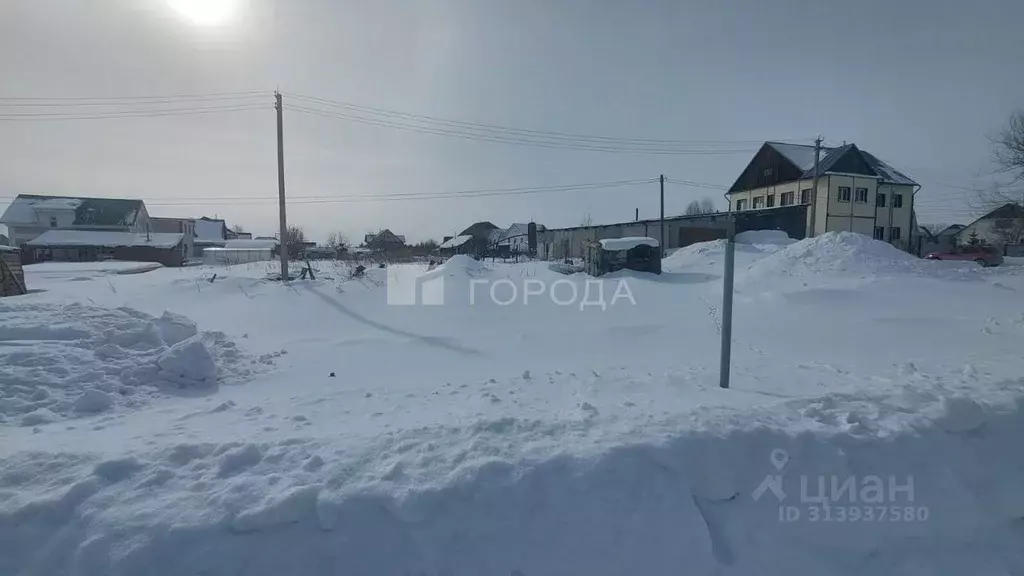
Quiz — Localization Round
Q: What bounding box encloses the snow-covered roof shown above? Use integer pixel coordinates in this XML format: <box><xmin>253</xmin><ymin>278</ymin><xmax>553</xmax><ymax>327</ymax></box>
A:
<box><xmin>598</xmin><ymin>237</ymin><xmax>659</xmax><ymax>251</ymax></box>
<box><xmin>439</xmin><ymin>235</ymin><xmax>473</xmax><ymax>249</ymax></box>
<box><xmin>763</xmin><ymin>142</ymin><xmax>918</xmax><ymax>187</ymax></box>
<box><xmin>0</xmin><ymin>195</ymin><xmax>144</xmax><ymax>227</ymax></box>
<box><xmin>0</xmin><ymin>244</ymin><xmax>18</xmax><ymax>252</ymax></box>
<box><xmin>195</xmin><ymin>219</ymin><xmax>226</xmax><ymax>242</ymax></box>
<box><xmin>766</xmin><ymin>141</ymin><xmax>832</xmax><ymax>172</ymax></box>
<box><xmin>31</xmin><ymin>198</ymin><xmax>83</xmax><ymax>211</ymax></box>
<box><xmin>26</xmin><ymin>230</ymin><xmax>184</xmax><ymax>249</ymax></box>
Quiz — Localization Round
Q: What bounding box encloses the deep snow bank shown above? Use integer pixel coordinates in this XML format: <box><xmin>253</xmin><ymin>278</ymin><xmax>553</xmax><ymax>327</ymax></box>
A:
<box><xmin>744</xmin><ymin>232</ymin><xmax>921</xmax><ymax>279</ymax></box>
<box><xmin>0</xmin><ymin>301</ymin><xmax>268</xmax><ymax>425</ymax></box>
<box><xmin>2</xmin><ymin>381</ymin><xmax>1023</xmax><ymax>576</ymax></box>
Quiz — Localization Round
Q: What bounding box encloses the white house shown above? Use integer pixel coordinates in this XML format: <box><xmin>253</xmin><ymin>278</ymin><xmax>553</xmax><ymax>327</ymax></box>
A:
<box><xmin>0</xmin><ymin>195</ymin><xmax>150</xmax><ymax>248</ymax></box>
<box><xmin>727</xmin><ymin>142</ymin><xmax>919</xmax><ymax>250</ymax></box>
<box><xmin>953</xmin><ymin>203</ymin><xmax>1024</xmax><ymax>249</ymax></box>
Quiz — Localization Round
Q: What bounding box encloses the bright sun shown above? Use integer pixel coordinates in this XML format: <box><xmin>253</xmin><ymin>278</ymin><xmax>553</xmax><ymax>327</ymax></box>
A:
<box><xmin>167</xmin><ymin>0</ymin><xmax>238</xmax><ymax>26</ymax></box>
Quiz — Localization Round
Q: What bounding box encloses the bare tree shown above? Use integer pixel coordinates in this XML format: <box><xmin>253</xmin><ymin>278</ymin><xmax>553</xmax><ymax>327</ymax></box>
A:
<box><xmin>976</xmin><ymin>110</ymin><xmax>1024</xmax><ymax>210</ymax></box>
<box><xmin>326</xmin><ymin>231</ymin><xmax>348</xmax><ymax>251</ymax></box>
<box><xmin>580</xmin><ymin>213</ymin><xmax>593</xmax><ymax>227</ymax></box>
<box><xmin>991</xmin><ymin>218</ymin><xmax>1024</xmax><ymax>245</ymax></box>
<box><xmin>283</xmin><ymin>225</ymin><xmax>306</xmax><ymax>247</ymax></box>
<box><xmin>230</xmin><ymin>224</ymin><xmax>245</xmax><ymax>234</ymax></box>
<box><xmin>685</xmin><ymin>197</ymin><xmax>718</xmax><ymax>215</ymax></box>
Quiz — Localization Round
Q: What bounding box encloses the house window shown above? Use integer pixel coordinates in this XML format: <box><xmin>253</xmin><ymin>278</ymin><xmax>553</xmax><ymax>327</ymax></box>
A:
<box><xmin>873</xmin><ymin>226</ymin><xmax>885</xmax><ymax>240</ymax></box>
<box><xmin>49</xmin><ymin>217</ymin><xmax>58</xmax><ymax>228</ymax></box>
<box><xmin>752</xmin><ymin>196</ymin><xmax>765</xmax><ymax>209</ymax></box>
<box><xmin>890</xmin><ymin>227</ymin><xmax>901</xmax><ymax>240</ymax></box>
<box><xmin>893</xmin><ymin>193</ymin><xmax>904</xmax><ymax>208</ymax></box>
<box><xmin>876</xmin><ymin>193</ymin><xmax>887</xmax><ymax>207</ymax></box>
<box><xmin>735</xmin><ymin>199</ymin><xmax>747</xmax><ymax>211</ymax></box>
<box><xmin>766</xmin><ymin>194</ymin><xmax>775</xmax><ymax>208</ymax></box>
<box><xmin>780</xmin><ymin>192</ymin><xmax>795</xmax><ymax>206</ymax></box>
<box><xmin>837</xmin><ymin>186</ymin><xmax>851</xmax><ymax>202</ymax></box>
<box><xmin>855</xmin><ymin>187</ymin><xmax>868</xmax><ymax>203</ymax></box>
<box><xmin>800</xmin><ymin>189</ymin><xmax>812</xmax><ymax>204</ymax></box>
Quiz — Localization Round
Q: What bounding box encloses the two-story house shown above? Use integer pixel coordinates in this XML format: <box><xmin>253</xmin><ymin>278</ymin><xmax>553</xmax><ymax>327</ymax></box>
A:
<box><xmin>727</xmin><ymin>142</ymin><xmax>919</xmax><ymax>250</ymax></box>
<box><xmin>0</xmin><ymin>194</ymin><xmax>150</xmax><ymax>248</ymax></box>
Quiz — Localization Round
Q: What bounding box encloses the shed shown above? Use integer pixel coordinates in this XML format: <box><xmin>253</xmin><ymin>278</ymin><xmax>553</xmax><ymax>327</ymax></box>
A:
<box><xmin>0</xmin><ymin>245</ymin><xmax>27</xmax><ymax>297</ymax></box>
<box><xmin>585</xmin><ymin>237</ymin><xmax>661</xmax><ymax>276</ymax></box>
<box><xmin>26</xmin><ymin>230</ymin><xmax>186</xmax><ymax>267</ymax></box>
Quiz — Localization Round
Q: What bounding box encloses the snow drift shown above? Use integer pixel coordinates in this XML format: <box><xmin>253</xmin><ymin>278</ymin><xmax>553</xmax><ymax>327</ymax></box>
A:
<box><xmin>0</xmin><ymin>301</ymin><xmax>267</xmax><ymax>425</ymax></box>
<box><xmin>744</xmin><ymin>232</ymin><xmax>921</xmax><ymax>279</ymax></box>
<box><xmin>2</xmin><ymin>382</ymin><xmax>1024</xmax><ymax>576</ymax></box>
<box><xmin>3</xmin><ymin>232</ymin><xmax>1024</xmax><ymax>575</ymax></box>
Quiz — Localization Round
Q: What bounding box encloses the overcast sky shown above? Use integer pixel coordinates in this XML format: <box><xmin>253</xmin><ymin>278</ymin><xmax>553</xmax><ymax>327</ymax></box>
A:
<box><xmin>2</xmin><ymin>0</ymin><xmax>1023</xmax><ymax>243</ymax></box>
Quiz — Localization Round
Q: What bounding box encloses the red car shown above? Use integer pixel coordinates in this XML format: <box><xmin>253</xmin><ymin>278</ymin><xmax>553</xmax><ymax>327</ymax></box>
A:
<box><xmin>925</xmin><ymin>245</ymin><xmax>1004</xmax><ymax>267</ymax></box>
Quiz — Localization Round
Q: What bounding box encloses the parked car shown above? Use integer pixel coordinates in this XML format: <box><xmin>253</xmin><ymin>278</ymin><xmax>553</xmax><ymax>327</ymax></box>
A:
<box><xmin>925</xmin><ymin>245</ymin><xmax>1004</xmax><ymax>267</ymax></box>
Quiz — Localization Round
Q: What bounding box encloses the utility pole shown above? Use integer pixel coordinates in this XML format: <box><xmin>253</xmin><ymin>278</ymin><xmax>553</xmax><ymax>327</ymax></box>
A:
<box><xmin>719</xmin><ymin>214</ymin><xmax>736</xmax><ymax>389</ymax></box>
<box><xmin>808</xmin><ymin>136</ymin><xmax>822</xmax><ymax>238</ymax></box>
<box><xmin>275</xmin><ymin>91</ymin><xmax>289</xmax><ymax>281</ymax></box>
<box><xmin>659</xmin><ymin>174</ymin><xmax>665</xmax><ymax>258</ymax></box>
<box><xmin>635</xmin><ymin>207</ymin><xmax>639</xmax><ymax>222</ymax></box>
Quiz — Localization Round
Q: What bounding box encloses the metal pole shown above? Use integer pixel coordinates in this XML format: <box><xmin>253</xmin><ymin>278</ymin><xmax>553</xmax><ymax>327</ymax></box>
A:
<box><xmin>659</xmin><ymin>174</ymin><xmax>665</xmax><ymax>258</ymax></box>
<box><xmin>808</xmin><ymin>136</ymin><xmax>822</xmax><ymax>238</ymax></box>
<box><xmin>719</xmin><ymin>215</ymin><xmax>735</xmax><ymax>389</ymax></box>
<box><xmin>275</xmin><ymin>91</ymin><xmax>289</xmax><ymax>281</ymax></box>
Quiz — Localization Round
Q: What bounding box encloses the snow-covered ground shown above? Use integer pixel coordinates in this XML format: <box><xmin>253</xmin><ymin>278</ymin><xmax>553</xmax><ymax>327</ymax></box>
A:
<box><xmin>2</xmin><ymin>233</ymin><xmax>1024</xmax><ymax>576</ymax></box>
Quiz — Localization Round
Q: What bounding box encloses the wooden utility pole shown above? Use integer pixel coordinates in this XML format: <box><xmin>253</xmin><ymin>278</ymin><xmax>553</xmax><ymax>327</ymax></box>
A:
<box><xmin>275</xmin><ymin>91</ymin><xmax>289</xmax><ymax>280</ymax></box>
<box><xmin>808</xmin><ymin>136</ymin><xmax>822</xmax><ymax>238</ymax></box>
<box><xmin>659</xmin><ymin>174</ymin><xmax>665</xmax><ymax>258</ymax></box>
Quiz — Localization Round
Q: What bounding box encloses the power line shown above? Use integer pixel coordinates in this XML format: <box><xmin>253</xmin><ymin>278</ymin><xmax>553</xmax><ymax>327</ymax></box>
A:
<box><xmin>0</xmin><ymin>104</ymin><xmax>269</xmax><ymax>121</ymax></box>
<box><xmin>0</xmin><ymin>91</ymin><xmax>267</xmax><ymax>103</ymax></box>
<box><xmin>286</xmin><ymin>92</ymin><xmax>792</xmax><ymax>148</ymax></box>
<box><xmin>288</xmin><ymin>104</ymin><xmax>757</xmax><ymax>155</ymax></box>
<box><xmin>0</xmin><ymin>178</ymin><xmax>658</xmax><ymax>207</ymax></box>
<box><xmin>664</xmin><ymin>177</ymin><xmax>729</xmax><ymax>191</ymax></box>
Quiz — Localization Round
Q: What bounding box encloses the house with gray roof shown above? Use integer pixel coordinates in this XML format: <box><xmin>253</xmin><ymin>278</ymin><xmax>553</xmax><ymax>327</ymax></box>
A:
<box><xmin>727</xmin><ymin>142</ymin><xmax>920</xmax><ymax>251</ymax></box>
<box><xmin>0</xmin><ymin>194</ymin><xmax>151</xmax><ymax>249</ymax></box>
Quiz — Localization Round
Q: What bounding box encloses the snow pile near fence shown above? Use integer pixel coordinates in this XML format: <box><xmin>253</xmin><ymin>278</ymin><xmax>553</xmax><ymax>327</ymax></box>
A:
<box><xmin>735</xmin><ymin>229</ymin><xmax>795</xmax><ymax>246</ymax></box>
<box><xmin>745</xmin><ymin>232</ymin><xmax>920</xmax><ymax>279</ymax></box>
<box><xmin>0</xmin><ymin>301</ymin><xmax>269</xmax><ymax>426</ymax></box>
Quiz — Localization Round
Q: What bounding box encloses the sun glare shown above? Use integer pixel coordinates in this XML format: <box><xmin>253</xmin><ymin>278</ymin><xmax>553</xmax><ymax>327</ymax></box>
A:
<box><xmin>166</xmin><ymin>0</ymin><xmax>238</xmax><ymax>26</ymax></box>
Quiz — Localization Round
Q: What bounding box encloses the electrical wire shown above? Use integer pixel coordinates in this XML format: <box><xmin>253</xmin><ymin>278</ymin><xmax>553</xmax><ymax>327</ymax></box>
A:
<box><xmin>287</xmin><ymin>105</ymin><xmax>756</xmax><ymax>155</ymax></box>
<box><xmin>0</xmin><ymin>91</ymin><xmax>267</xmax><ymax>103</ymax></box>
<box><xmin>0</xmin><ymin>178</ymin><xmax>658</xmax><ymax>207</ymax></box>
<box><xmin>286</xmin><ymin>92</ymin><xmax>795</xmax><ymax>148</ymax></box>
<box><xmin>0</xmin><ymin>104</ymin><xmax>269</xmax><ymax>121</ymax></box>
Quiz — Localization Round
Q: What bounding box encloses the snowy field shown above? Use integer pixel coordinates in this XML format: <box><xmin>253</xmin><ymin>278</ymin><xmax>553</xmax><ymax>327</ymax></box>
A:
<box><xmin>2</xmin><ymin>232</ymin><xmax>1024</xmax><ymax>576</ymax></box>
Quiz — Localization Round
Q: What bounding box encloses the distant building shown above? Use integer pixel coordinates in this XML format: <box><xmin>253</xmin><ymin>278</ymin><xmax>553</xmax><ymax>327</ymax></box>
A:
<box><xmin>0</xmin><ymin>234</ymin><xmax>8</xmax><ymax>246</ymax></box>
<box><xmin>0</xmin><ymin>194</ymin><xmax>150</xmax><ymax>249</ymax></box>
<box><xmin>25</xmin><ymin>230</ymin><xmax>186</xmax><ymax>267</ymax></box>
<box><xmin>953</xmin><ymin>203</ymin><xmax>1024</xmax><ymax>255</ymax></box>
<box><xmin>364</xmin><ymin>229</ymin><xmax>406</xmax><ymax>252</ymax></box>
<box><xmin>458</xmin><ymin>222</ymin><xmax>500</xmax><ymax>257</ymax></box>
<box><xmin>150</xmin><ymin>217</ymin><xmax>196</xmax><ymax>262</ymax></box>
<box><xmin>727</xmin><ymin>141</ymin><xmax>919</xmax><ymax>251</ymax></box>
<box><xmin>194</xmin><ymin>217</ymin><xmax>228</xmax><ymax>257</ymax></box>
